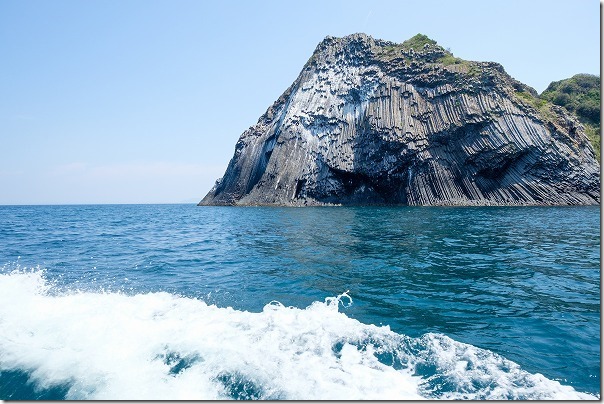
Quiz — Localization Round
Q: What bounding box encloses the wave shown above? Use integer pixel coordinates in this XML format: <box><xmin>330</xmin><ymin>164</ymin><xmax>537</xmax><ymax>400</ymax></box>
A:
<box><xmin>0</xmin><ymin>269</ymin><xmax>596</xmax><ymax>400</ymax></box>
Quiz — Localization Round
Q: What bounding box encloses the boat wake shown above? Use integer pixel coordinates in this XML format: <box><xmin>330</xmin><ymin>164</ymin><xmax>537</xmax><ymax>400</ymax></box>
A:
<box><xmin>0</xmin><ymin>269</ymin><xmax>596</xmax><ymax>400</ymax></box>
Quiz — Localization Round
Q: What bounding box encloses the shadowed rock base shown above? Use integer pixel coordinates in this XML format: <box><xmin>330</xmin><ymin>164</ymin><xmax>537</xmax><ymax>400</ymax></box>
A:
<box><xmin>200</xmin><ymin>34</ymin><xmax>600</xmax><ymax>206</ymax></box>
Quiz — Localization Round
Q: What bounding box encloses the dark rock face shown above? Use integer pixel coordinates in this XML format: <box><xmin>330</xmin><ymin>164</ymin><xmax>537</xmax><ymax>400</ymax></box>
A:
<box><xmin>200</xmin><ymin>34</ymin><xmax>600</xmax><ymax>206</ymax></box>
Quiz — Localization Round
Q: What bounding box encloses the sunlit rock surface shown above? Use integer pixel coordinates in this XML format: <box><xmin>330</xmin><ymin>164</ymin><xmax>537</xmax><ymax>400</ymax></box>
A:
<box><xmin>200</xmin><ymin>34</ymin><xmax>600</xmax><ymax>206</ymax></box>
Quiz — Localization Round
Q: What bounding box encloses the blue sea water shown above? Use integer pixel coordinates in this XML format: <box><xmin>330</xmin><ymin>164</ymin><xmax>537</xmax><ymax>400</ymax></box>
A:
<box><xmin>0</xmin><ymin>204</ymin><xmax>600</xmax><ymax>400</ymax></box>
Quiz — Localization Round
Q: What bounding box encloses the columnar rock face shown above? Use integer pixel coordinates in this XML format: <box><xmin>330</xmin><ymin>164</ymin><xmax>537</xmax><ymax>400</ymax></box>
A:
<box><xmin>200</xmin><ymin>34</ymin><xmax>600</xmax><ymax>206</ymax></box>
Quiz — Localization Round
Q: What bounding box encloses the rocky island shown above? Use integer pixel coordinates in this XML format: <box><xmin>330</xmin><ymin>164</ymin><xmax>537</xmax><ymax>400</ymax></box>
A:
<box><xmin>199</xmin><ymin>34</ymin><xmax>600</xmax><ymax>206</ymax></box>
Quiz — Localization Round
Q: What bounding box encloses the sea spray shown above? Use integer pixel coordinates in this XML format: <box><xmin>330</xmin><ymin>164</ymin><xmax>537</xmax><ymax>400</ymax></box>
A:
<box><xmin>0</xmin><ymin>269</ymin><xmax>596</xmax><ymax>400</ymax></box>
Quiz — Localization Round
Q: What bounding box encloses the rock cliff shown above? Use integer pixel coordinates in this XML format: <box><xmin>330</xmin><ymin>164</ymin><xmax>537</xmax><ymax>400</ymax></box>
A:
<box><xmin>199</xmin><ymin>34</ymin><xmax>600</xmax><ymax>206</ymax></box>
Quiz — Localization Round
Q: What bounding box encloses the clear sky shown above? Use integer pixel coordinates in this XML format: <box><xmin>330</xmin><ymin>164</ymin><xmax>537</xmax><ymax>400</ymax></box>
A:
<box><xmin>0</xmin><ymin>0</ymin><xmax>600</xmax><ymax>204</ymax></box>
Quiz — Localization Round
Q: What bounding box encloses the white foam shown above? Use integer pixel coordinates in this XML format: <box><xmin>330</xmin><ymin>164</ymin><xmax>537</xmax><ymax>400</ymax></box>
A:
<box><xmin>0</xmin><ymin>269</ymin><xmax>597</xmax><ymax>400</ymax></box>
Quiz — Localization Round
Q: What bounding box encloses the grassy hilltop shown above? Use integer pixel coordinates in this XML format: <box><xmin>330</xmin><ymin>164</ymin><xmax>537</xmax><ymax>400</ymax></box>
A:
<box><xmin>540</xmin><ymin>74</ymin><xmax>600</xmax><ymax>160</ymax></box>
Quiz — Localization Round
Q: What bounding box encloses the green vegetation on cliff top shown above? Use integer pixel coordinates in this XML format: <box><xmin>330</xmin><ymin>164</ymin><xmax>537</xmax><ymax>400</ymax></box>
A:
<box><xmin>541</xmin><ymin>74</ymin><xmax>600</xmax><ymax>160</ymax></box>
<box><xmin>379</xmin><ymin>34</ymin><xmax>471</xmax><ymax>71</ymax></box>
<box><xmin>401</xmin><ymin>34</ymin><xmax>438</xmax><ymax>51</ymax></box>
<box><xmin>541</xmin><ymin>74</ymin><xmax>600</xmax><ymax>125</ymax></box>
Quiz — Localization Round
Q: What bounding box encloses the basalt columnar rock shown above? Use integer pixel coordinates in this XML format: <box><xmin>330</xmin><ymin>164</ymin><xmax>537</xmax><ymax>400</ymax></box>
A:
<box><xmin>199</xmin><ymin>34</ymin><xmax>600</xmax><ymax>206</ymax></box>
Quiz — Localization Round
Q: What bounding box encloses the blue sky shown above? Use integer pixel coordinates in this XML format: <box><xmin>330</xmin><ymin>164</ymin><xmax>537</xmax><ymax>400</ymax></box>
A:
<box><xmin>0</xmin><ymin>0</ymin><xmax>600</xmax><ymax>204</ymax></box>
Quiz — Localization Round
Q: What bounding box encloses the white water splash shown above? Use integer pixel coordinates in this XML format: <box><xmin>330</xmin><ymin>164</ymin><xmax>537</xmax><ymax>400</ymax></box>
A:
<box><xmin>0</xmin><ymin>269</ymin><xmax>596</xmax><ymax>400</ymax></box>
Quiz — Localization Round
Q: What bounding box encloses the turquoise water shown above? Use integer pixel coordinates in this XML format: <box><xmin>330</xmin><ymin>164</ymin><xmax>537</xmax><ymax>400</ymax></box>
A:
<box><xmin>0</xmin><ymin>204</ymin><xmax>600</xmax><ymax>399</ymax></box>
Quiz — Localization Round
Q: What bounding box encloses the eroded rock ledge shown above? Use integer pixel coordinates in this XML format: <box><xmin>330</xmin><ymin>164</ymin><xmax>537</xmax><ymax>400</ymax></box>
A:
<box><xmin>200</xmin><ymin>33</ymin><xmax>600</xmax><ymax>206</ymax></box>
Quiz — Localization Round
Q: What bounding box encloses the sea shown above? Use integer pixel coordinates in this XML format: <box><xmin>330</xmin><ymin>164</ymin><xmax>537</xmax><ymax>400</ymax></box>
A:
<box><xmin>0</xmin><ymin>204</ymin><xmax>600</xmax><ymax>400</ymax></box>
